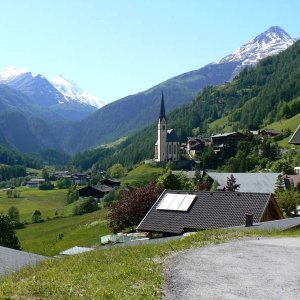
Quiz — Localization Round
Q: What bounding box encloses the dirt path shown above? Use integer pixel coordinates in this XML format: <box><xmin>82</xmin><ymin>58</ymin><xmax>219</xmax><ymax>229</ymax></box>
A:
<box><xmin>164</xmin><ymin>238</ymin><xmax>300</xmax><ymax>300</ymax></box>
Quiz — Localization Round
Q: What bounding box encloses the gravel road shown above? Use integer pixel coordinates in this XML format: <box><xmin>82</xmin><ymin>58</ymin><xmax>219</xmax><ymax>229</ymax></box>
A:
<box><xmin>164</xmin><ymin>238</ymin><xmax>300</xmax><ymax>300</ymax></box>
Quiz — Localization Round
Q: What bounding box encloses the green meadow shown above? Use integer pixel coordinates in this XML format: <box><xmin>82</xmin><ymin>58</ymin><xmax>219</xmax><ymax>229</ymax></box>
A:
<box><xmin>0</xmin><ymin>187</ymin><xmax>112</xmax><ymax>256</ymax></box>
<box><xmin>0</xmin><ymin>188</ymin><xmax>70</xmax><ymax>222</ymax></box>
<box><xmin>122</xmin><ymin>163</ymin><xmax>164</xmax><ymax>187</ymax></box>
<box><xmin>17</xmin><ymin>208</ymin><xmax>111</xmax><ymax>256</ymax></box>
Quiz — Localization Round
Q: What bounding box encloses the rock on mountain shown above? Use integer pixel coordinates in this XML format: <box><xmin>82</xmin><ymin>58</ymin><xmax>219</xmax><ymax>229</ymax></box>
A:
<box><xmin>52</xmin><ymin>75</ymin><xmax>105</xmax><ymax>109</ymax></box>
<box><xmin>61</xmin><ymin>26</ymin><xmax>295</xmax><ymax>152</ymax></box>
<box><xmin>0</xmin><ymin>67</ymin><xmax>102</xmax><ymax>121</ymax></box>
<box><xmin>220</xmin><ymin>26</ymin><xmax>295</xmax><ymax>65</ymax></box>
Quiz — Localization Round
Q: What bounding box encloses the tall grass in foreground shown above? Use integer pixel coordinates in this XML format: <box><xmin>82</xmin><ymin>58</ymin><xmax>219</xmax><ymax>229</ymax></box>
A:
<box><xmin>1</xmin><ymin>228</ymin><xmax>296</xmax><ymax>299</ymax></box>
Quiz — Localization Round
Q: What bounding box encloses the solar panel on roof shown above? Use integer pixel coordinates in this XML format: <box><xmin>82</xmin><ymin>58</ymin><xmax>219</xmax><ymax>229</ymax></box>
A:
<box><xmin>157</xmin><ymin>193</ymin><xmax>196</xmax><ymax>211</ymax></box>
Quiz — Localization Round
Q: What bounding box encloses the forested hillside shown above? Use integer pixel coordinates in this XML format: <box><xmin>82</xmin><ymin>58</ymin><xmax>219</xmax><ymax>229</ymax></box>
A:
<box><xmin>73</xmin><ymin>40</ymin><xmax>300</xmax><ymax>170</ymax></box>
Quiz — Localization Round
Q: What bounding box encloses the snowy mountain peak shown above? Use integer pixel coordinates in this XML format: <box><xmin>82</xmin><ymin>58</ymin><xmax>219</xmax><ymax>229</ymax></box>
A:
<box><xmin>51</xmin><ymin>75</ymin><xmax>105</xmax><ymax>109</ymax></box>
<box><xmin>220</xmin><ymin>26</ymin><xmax>295</xmax><ymax>65</ymax></box>
<box><xmin>0</xmin><ymin>66</ymin><xmax>31</xmax><ymax>83</ymax></box>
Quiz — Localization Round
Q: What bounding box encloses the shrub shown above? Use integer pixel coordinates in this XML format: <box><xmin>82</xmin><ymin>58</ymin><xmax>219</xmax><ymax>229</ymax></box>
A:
<box><xmin>39</xmin><ymin>182</ymin><xmax>54</xmax><ymax>190</ymax></box>
<box><xmin>66</xmin><ymin>185</ymin><xmax>79</xmax><ymax>204</ymax></box>
<box><xmin>73</xmin><ymin>197</ymin><xmax>99</xmax><ymax>216</ymax></box>
<box><xmin>108</xmin><ymin>182</ymin><xmax>163</xmax><ymax>233</ymax></box>
<box><xmin>32</xmin><ymin>210</ymin><xmax>43</xmax><ymax>223</ymax></box>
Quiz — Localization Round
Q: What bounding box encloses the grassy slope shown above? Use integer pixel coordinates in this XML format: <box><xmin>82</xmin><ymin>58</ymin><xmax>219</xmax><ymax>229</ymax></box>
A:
<box><xmin>0</xmin><ymin>228</ymin><xmax>300</xmax><ymax>299</ymax></box>
<box><xmin>17</xmin><ymin>209</ymin><xmax>111</xmax><ymax>256</ymax></box>
<box><xmin>122</xmin><ymin>163</ymin><xmax>164</xmax><ymax>187</ymax></box>
<box><xmin>0</xmin><ymin>187</ymin><xmax>112</xmax><ymax>256</ymax></box>
<box><xmin>264</xmin><ymin>113</ymin><xmax>300</xmax><ymax>147</ymax></box>
<box><xmin>0</xmin><ymin>188</ymin><xmax>70</xmax><ymax>222</ymax></box>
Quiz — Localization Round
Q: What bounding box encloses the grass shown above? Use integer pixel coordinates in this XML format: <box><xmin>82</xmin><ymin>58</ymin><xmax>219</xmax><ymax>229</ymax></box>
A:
<box><xmin>0</xmin><ymin>228</ymin><xmax>299</xmax><ymax>299</ymax></box>
<box><xmin>208</xmin><ymin>116</ymin><xmax>232</xmax><ymax>133</ymax></box>
<box><xmin>122</xmin><ymin>163</ymin><xmax>164</xmax><ymax>187</ymax></box>
<box><xmin>0</xmin><ymin>187</ymin><xmax>112</xmax><ymax>256</ymax></box>
<box><xmin>17</xmin><ymin>208</ymin><xmax>111</xmax><ymax>256</ymax></box>
<box><xmin>263</xmin><ymin>113</ymin><xmax>300</xmax><ymax>147</ymax></box>
<box><xmin>0</xmin><ymin>188</ymin><xmax>70</xmax><ymax>222</ymax></box>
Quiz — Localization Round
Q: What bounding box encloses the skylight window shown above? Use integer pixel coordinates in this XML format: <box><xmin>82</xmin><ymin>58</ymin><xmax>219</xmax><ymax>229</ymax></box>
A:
<box><xmin>157</xmin><ymin>193</ymin><xmax>196</xmax><ymax>211</ymax></box>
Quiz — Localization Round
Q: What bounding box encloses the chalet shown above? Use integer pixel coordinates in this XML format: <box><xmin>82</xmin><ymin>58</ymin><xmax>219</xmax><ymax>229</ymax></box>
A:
<box><xmin>186</xmin><ymin>137</ymin><xmax>206</xmax><ymax>152</ymax></box>
<box><xmin>137</xmin><ymin>190</ymin><xmax>283</xmax><ymax>235</ymax></box>
<box><xmin>26</xmin><ymin>178</ymin><xmax>45</xmax><ymax>188</ymax></box>
<box><xmin>289</xmin><ymin>125</ymin><xmax>300</xmax><ymax>145</ymax></box>
<box><xmin>0</xmin><ymin>246</ymin><xmax>46</xmax><ymax>276</ymax></box>
<box><xmin>259</xmin><ymin>129</ymin><xmax>278</xmax><ymax>138</ymax></box>
<box><xmin>207</xmin><ymin>172</ymin><xmax>281</xmax><ymax>193</ymax></box>
<box><xmin>78</xmin><ymin>185</ymin><xmax>113</xmax><ymax>201</ymax></box>
<box><xmin>211</xmin><ymin>132</ymin><xmax>248</xmax><ymax>148</ymax></box>
<box><xmin>70</xmin><ymin>173</ymin><xmax>88</xmax><ymax>185</ymax></box>
<box><xmin>211</xmin><ymin>132</ymin><xmax>248</xmax><ymax>155</ymax></box>
<box><xmin>284</xmin><ymin>174</ymin><xmax>300</xmax><ymax>189</ymax></box>
<box><xmin>100</xmin><ymin>178</ymin><xmax>121</xmax><ymax>188</ymax></box>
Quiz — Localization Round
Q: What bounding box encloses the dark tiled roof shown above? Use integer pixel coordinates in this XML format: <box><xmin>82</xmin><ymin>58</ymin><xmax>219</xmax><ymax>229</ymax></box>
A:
<box><xmin>137</xmin><ymin>190</ymin><xmax>275</xmax><ymax>234</ymax></box>
<box><xmin>0</xmin><ymin>246</ymin><xmax>47</xmax><ymax>276</ymax></box>
<box><xmin>167</xmin><ymin>129</ymin><xmax>179</xmax><ymax>142</ymax></box>
<box><xmin>289</xmin><ymin>125</ymin><xmax>300</xmax><ymax>145</ymax></box>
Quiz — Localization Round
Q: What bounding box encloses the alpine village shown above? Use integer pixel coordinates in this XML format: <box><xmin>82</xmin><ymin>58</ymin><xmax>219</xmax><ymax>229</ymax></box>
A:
<box><xmin>1</xmin><ymin>22</ymin><xmax>300</xmax><ymax>299</ymax></box>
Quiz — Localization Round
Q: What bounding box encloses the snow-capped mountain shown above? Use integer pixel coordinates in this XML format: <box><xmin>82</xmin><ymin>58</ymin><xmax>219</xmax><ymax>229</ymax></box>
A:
<box><xmin>220</xmin><ymin>26</ymin><xmax>296</xmax><ymax>65</ymax></box>
<box><xmin>51</xmin><ymin>75</ymin><xmax>104</xmax><ymax>108</ymax></box>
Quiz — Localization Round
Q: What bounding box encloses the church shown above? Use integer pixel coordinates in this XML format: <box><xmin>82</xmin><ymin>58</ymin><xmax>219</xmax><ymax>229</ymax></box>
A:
<box><xmin>155</xmin><ymin>93</ymin><xmax>180</xmax><ymax>162</ymax></box>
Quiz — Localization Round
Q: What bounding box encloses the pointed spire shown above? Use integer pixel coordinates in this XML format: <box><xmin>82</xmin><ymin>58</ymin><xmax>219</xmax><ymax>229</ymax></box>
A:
<box><xmin>159</xmin><ymin>91</ymin><xmax>167</xmax><ymax>121</ymax></box>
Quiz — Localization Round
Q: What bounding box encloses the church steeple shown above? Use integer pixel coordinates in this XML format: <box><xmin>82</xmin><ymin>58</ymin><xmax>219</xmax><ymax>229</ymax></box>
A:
<box><xmin>159</xmin><ymin>92</ymin><xmax>167</xmax><ymax>121</ymax></box>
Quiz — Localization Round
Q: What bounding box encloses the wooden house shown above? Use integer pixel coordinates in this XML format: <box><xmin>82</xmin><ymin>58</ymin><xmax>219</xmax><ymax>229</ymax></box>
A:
<box><xmin>100</xmin><ymin>178</ymin><xmax>121</xmax><ymax>188</ymax></box>
<box><xmin>289</xmin><ymin>125</ymin><xmax>300</xmax><ymax>145</ymax></box>
<box><xmin>137</xmin><ymin>190</ymin><xmax>283</xmax><ymax>235</ymax></box>
<box><xmin>78</xmin><ymin>185</ymin><xmax>113</xmax><ymax>201</ymax></box>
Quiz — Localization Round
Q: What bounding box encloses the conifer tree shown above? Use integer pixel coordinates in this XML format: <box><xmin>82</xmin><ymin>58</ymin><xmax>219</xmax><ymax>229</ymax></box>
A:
<box><xmin>225</xmin><ymin>174</ymin><xmax>240</xmax><ymax>192</ymax></box>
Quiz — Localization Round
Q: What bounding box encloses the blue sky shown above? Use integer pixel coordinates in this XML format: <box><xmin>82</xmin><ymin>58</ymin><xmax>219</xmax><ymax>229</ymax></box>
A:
<box><xmin>0</xmin><ymin>0</ymin><xmax>299</xmax><ymax>103</ymax></box>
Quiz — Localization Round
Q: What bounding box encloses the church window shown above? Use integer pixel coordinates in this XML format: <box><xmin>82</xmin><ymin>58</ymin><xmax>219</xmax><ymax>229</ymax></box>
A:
<box><xmin>162</xmin><ymin>125</ymin><xmax>165</xmax><ymax>130</ymax></box>
<box><xmin>169</xmin><ymin>144</ymin><xmax>171</xmax><ymax>154</ymax></box>
<box><xmin>174</xmin><ymin>144</ymin><xmax>176</xmax><ymax>154</ymax></box>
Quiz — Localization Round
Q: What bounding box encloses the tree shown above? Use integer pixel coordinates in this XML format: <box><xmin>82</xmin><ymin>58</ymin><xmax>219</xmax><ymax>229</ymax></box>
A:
<box><xmin>6</xmin><ymin>189</ymin><xmax>13</xmax><ymax>198</ymax></box>
<box><xmin>157</xmin><ymin>169</ymin><xmax>195</xmax><ymax>190</ymax></box>
<box><xmin>0</xmin><ymin>214</ymin><xmax>21</xmax><ymax>250</ymax></box>
<box><xmin>39</xmin><ymin>181</ymin><xmax>55</xmax><ymax>190</ymax></box>
<box><xmin>275</xmin><ymin>174</ymin><xmax>285</xmax><ymax>193</ymax></box>
<box><xmin>32</xmin><ymin>210</ymin><xmax>43</xmax><ymax>223</ymax></box>
<box><xmin>73</xmin><ymin>197</ymin><xmax>99</xmax><ymax>215</ymax></box>
<box><xmin>7</xmin><ymin>206</ymin><xmax>20</xmax><ymax>227</ymax></box>
<box><xmin>108</xmin><ymin>182</ymin><xmax>163</xmax><ymax>233</ymax></box>
<box><xmin>108</xmin><ymin>163</ymin><xmax>126</xmax><ymax>178</ymax></box>
<box><xmin>42</xmin><ymin>168</ymin><xmax>50</xmax><ymax>181</ymax></box>
<box><xmin>56</xmin><ymin>177</ymin><xmax>71</xmax><ymax>189</ymax></box>
<box><xmin>225</xmin><ymin>174</ymin><xmax>240</xmax><ymax>192</ymax></box>
<box><xmin>276</xmin><ymin>190</ymin><xmax>300</xmax><ymax>216</ymax></box>
<box><xmin>65</xmin><ymin>185</ymin><xmax>79</xmax><ymax>204</ymax></box>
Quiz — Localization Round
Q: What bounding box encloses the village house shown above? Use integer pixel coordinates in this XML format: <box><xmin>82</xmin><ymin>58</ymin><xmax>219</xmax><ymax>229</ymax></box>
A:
<box><xmin>289</xmin><ymin>125</ymin><xmax>300</xmax><ymax>145</ymax></box>
<box><xmin>155</xmin><ymin>93</ymin><xmax>180</xmax><ymax>162</ymax></box>
<box><xmin>26</xmin><ymin>178</ymin><xmax>45</xmax><ymax>188</ymax></box>
<box><xmin>210</xmin><ymin>132</ymin><xmax>248</xmax><ymax>155</ymax></box>
<box><xmin>206</xmin><ymin>172</ymin><xmax>282</xmax><ymax>193</ymax></box>
<box><xmin>100</xmin><ymin>178</ymin><xmax>121</xmax><ymax>188</ymax></box>
<box><xmin>70</xmin><ymin>173</ymin><xmax>89</xmax><ymax>185</ymax></box>
<box><xmin>137</xmin><ymin>190</ymin><xmax>283</xmax><ymax>236</ymax></box>
<box><xmin>259</xmin><ymin>128</ymin><xmax>278</xmax><ymax>139</ymax></box>
<box><xmin>78</xmin><ymin>185</ymin><xmax>113</xmax><ymax>202</ymax></box>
